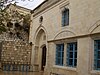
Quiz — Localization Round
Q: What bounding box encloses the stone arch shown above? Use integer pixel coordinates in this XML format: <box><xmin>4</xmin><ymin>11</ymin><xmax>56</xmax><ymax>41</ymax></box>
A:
<box><xmin>54</xmin><ymin>30</ymin><xmax>76</xmax><ymax>40</ymax></box>
<box><xmin>34</xmin><ymin>26</ymin><xmax>48</xmax><ymax>46</ymax></box>
<box><xmin>40</xmin><ymin>44</ymin><xmax>46</xmax><ymax>48</ymax></box>
<box><xmin>88</xmin><ymin>20</ymin><xmax>100</xmax><ymax>34</ymax></box>
<box><xmin>32</xmin><ymin>25</ymin><xmax>48</xmax><ymax>71</ymax></box>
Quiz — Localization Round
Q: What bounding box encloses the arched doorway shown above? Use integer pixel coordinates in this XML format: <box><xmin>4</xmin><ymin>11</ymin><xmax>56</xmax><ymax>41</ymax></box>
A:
<box><xmin>32</xmin><ymin>27</ymin><xmax>47</xmax><ymax>71</ymax></box>
<box><xmin>41</xmin><ymin>46</ymin><xmax>46</xmax><ymax>71</ymax></box>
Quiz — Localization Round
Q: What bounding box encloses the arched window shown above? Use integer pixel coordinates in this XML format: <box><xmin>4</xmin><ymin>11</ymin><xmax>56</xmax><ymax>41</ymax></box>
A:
<box><xmin>62</xmin><ymin>8</ymin><xmax>69</xmax><ymax>26</ymax></box>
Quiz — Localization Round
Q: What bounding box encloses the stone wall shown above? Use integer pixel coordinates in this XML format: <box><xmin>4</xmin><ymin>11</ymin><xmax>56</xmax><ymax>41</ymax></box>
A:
<box><xmin>1</xmin><ymin>40</ymin><xmax>32</xmax><ymax>64</ymax></box>
<box><xmin>0</xmin><ymin>40</ymin><xmax>32</xmax><ymax>71</ymax></box>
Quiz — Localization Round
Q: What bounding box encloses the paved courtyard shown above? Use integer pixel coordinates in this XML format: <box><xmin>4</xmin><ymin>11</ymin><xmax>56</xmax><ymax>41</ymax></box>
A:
<box><xmin>0</xmin><ymin>71</ymin><xmax>43</xmax><ymax>75</ymax></box>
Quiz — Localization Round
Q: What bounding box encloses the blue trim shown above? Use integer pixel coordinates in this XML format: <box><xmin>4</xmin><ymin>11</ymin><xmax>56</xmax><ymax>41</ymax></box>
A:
<box><xmin>67</xmin><ymin>42</ymin><xmax>77</xmax><ymax>67</ymax></box>
<box><xmin>94</xmin><ymin>40</ymin><xmax>100</xmax><ymax>70</ymax></box>
<box><xmin>62</xmin><ymin>9</ymin><xmax>69</xmax><ymax>26</ymax></box>
<box><xmin>55</xmin><ymin>44</ymin><xmax>64</xmax><ymax>66</ymax></box>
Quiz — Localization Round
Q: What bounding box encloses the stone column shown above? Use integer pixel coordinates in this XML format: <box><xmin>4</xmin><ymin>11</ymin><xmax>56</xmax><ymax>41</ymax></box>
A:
<box><xmin>77</xmin><ymin>37</ymin><xmax>91</xmax><ymax>75</ymax></box>
<box><xmin>31</xmin><ymin>45</ymin><xmax>39</xmax><ymax>71</ymax></box>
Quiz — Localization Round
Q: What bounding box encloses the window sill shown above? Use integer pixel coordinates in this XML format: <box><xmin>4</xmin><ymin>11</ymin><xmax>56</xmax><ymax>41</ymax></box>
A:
<box><xmin>53</xmin><ymin>65</ymin><xmax>77</xmax><ymax>72</ymax></box>
<box><xmin>90</xmin><ymin>70</ymin><xmax>100</xmax><ymax>74</ymax></box>
<box><xmin>62</xmin><ymin>25</ymin><xmax>69</xmax><ymax>27</ymax></box>
<box><xmin>61</xmin><ymin>25</ymin><xmax>71</xmax><ymax>30</ymax></box>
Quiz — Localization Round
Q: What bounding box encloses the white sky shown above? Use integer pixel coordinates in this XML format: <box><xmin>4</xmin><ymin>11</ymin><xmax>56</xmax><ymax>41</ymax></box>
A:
<box><xmin>12</xmin><ymin>0</ymin><xmax>45</xmax><ymax>10</ymax></box>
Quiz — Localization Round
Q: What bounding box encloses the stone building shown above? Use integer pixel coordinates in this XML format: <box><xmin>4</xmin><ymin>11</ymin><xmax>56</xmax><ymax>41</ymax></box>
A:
<box><xmin>30</xmin><ymin>0</ymin><xmax>100</xmax><ymax>75</ymax></box>
<box><xmin>0</xmin><ymin>4</ymin><xmax>32</xmax><ymax>71</ymax></box>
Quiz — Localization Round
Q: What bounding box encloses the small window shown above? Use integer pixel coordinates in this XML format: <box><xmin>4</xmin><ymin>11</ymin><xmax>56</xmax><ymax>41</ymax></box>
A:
<box><xmin>62</xmin><ymin>8</ymin><xmax>69</xmax><ymax>26</ymax></box>
<box><xmin>55</xmin><ymin>44</ymin><xmax>64</xmax><ymax>66</ymax></box>
<box><xmin>67</xmin><ymin>42</ymin><xmax>77</xmax><ymax>67</ymax></box>
<box><xmin>94</xmin><ymin>40</ymin><xmax>100</xmax><ymax>70</ymax></box>
<box><xmin>39</xmin><ymin>16</ymin><xmax>43</xmax><ymax>23</ymax></box>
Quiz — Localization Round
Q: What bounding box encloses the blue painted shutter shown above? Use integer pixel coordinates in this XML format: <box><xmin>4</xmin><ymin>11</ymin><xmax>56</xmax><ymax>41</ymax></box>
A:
<box><xmin>67</xmin><ymin>43</ymin><xmax>70</xmax><ymax>66</ymax></box>
<box><xmin>55</xmin><ymin>44</ymin><xmax>64</xmax><ymax>66</ymax></box>
<box><xmin>94</xmin><ymin>40</ymin><xmax>97</xmax><ymax>69</ymax></box>
<box><xmin>62</xmin><ymin>9</ymin><xmax>69</xmax><ymax>26</ymax></box>
<box><xmin>61</xmin><ymin>44</ymin><xmax>64</xmax><ymax>65</ymax></box>
<box><xmin>94</xmin><ymin>40</ymin><xmax>100</xmax><ymax>70</ymax></box>
<box><xmin>62</xmin><ymin>12</ymin><xmax>64</xmax><ymax>26</ymax></box>
<box><xmin>67</xmin><ymin>9</ymin><xmax>69</xmax><ymax>25</ymax></box>
<box><xmin>65</xmin><ymin>9</ymin><xmax>69</xmax><ymax>25</ymax></box>
<box><xmin>74</xmin><ymin>43</ymin><xmax>77</xmax><ymax>66</ymax></box>
<box><xmin>56</xmin><ymin>45</ymin><xmax>58</xmax><ymax>65</ymax></box>
<box><xmin>67</xmin><ymin>42</ymin><xmax>77</xmax><ymax>67</ymax></box>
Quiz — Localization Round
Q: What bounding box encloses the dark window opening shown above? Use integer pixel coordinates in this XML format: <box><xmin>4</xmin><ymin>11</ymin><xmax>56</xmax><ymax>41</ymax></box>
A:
<box><xmin>62</xmin><ymin>8</ymin><xmax>69</xmax><ymax>26</ymax></box>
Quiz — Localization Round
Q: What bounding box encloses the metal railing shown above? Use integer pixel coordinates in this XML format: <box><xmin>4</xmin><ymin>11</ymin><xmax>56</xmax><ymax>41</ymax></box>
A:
<box><xmin>1</xmin><ymin>62</ymin><xmax>33</xmax><ymax>72</ymax></box>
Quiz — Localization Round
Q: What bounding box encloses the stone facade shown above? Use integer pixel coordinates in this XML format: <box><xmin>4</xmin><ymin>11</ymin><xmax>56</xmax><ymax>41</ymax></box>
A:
<box><xmin>30</xmin><ymin>0</ymin><xmax>100</xmax><ymax>75</ymax></box>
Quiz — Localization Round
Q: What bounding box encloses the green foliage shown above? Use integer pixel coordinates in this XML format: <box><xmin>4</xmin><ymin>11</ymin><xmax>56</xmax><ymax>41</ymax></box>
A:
<box><xmin>0</xmin><ymin>0</ymin><xmax>31</xmax><ymax>34</ymax></box>
<box><xmin>23</xmin><ymin>14</ymin><xmax>31</xmax><ymax>26</ymax></box>
<box><xmin>0</xmin><ymin>26</ymin><xmax>6</xmax><ymax>33</ymax></box>
<box><xmin>0</xmin><ymin>8</ymin><xmax>11</xmax><ymax>34</ymax></box>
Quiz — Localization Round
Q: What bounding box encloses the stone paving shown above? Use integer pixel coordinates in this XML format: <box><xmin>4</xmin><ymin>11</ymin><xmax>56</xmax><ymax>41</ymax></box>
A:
<box><xmin>0</xmin><ymin>71</ymin><xmax>43</xmax><ymax>75</ymax></box>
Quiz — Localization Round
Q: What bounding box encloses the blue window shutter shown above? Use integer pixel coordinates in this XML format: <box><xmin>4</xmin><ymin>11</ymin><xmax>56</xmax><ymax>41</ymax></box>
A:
<box><xmin>94</xmin><ymin>40</ymin><xmax>97</xmax><ymax>69</ymax></box>
<box><xmin>94</xmin><ymin>40</ymin><xmax>100</xmax><ymax>70</ymax></box>
<box><xmin>66</xmin><ymin>9</ymin><xmax>69</xmax><ymax>25</ymax></box>
<box><xmin>62</xmin><ymin>12</ymin><xmax>64</xmax><ymax>26</ymax></box>
<box><xmin>67</xmin><ymin>42</ymin><xmax>77</xmax><ymax>67</ymax></box>
<box><xmin>67</xmin><ymin>43</ymin><xmax>70</xmax><ymax>66</ymax></box>
<box><xmin>65</xmin><ymin>9</ymin><xmax>69</xmax><ymax>25</ymax></box>
<box><xmin>72</xmin><ymin>43</ymin><xmax>75</xmax><ymax>67</ymax></box>
<box><xmin>61</xmin><ymin>44</ymin><xmax>64</xmax><ymax>65</ymax></box>
<box><xmin>62</xmin><ymin>9</ymin><xmax>69</xmax><ymax>26</ymax></box>
<box><xmin>56</xmin><ymin>44</ymin><xmax>58</xmax><ymax>65</ymax></box>
<box><xmin>55</xmin><ymin>44</ymin><xmax>64</xmax><ymax>66</ymax></box>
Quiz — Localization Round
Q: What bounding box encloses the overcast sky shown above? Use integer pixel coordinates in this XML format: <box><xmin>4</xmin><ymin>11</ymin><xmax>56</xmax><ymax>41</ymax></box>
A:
<box><xmin>13</xmin><ymin>0</ymin><xmax>45</xmax><ymax>10</ymax></box>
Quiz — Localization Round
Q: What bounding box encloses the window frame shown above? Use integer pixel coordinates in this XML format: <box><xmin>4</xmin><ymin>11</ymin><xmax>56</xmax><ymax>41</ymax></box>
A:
<box><xmin>62</xmin><ymin>8</ymin><xmax>69</xmax><ymax>26</ymax></box>
<box><xmin>66</xmin><ymin>42</ymin><xmax>77</xmax><ymax>67</ymax></box>
<box><xmin>55</xmin><ymin>43</ymin><xmax>64</xmax><ymax>66</ymax></box>
<box><xmin>94</xmin><ymin>39</ymin><xmax>100</xmax><ymax>70</ymax></box>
